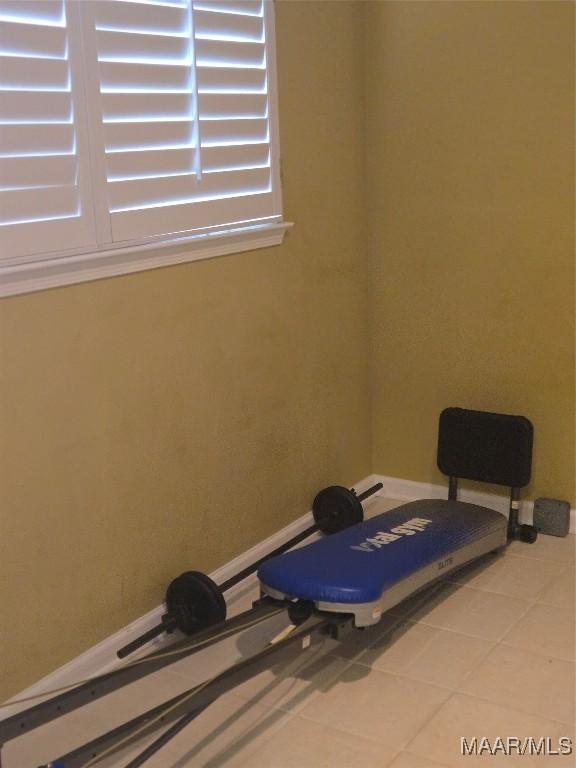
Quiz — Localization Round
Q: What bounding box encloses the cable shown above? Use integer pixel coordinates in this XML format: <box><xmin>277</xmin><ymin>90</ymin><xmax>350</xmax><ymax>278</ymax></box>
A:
<box><xmin>2</xmin><ymin>575</ymin><xmax>451</xmax><ymax>712</ymax></box>
<box><xmin>80</xmin><ymin>617</ymin><xmax>305</xmax><ymax>768</ymax></box>
<box><xmin>79</xmin><ymin>676</ymin><xmax>217</xmax><ymax>768</ymax></box>
<box><xmin>80</xmin><ymin>584</ymin><xmax>450</xmax><ymax>767</ymax></box>
<box><xmin>80</xmin><ymin>677</ymin><xmax>214</xmax><ymax>768</ymax></box>
<box><xmin>0</xmin><ymin>609</ymin><xmax>284</xmax><ymax>709</ymax></box>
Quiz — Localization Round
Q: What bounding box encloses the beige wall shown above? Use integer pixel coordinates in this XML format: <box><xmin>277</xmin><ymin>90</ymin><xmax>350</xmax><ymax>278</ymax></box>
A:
<box><xmin>366</xmin><ymin>1</ymin><xmax>575</xmax><ymax>503</ymax></box>
<box><xmin>0</xmin><ymin>2</ymin><xmax>370</xmax><ymax>699</ymax></box>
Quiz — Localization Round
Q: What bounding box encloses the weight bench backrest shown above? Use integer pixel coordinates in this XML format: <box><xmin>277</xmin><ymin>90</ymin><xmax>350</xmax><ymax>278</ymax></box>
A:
<box><xmin>437</xmin><ymin>408</ymin><xmax>533</xmax><ymax>488</ymax></box>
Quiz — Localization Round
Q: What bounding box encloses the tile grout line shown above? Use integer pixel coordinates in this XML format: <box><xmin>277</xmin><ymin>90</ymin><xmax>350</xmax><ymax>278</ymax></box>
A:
<box><xmin>498</xmin><ymin>638</ymin><xmax>576</xmax><ymax>665</ymax></box>
<box><xmin>400</xmin><ymin>686</ymin><xmax>575</xmax><ymax>764</ymax></box>
<box><xmin>397</xmin><ymin>685</ymin><xmax>459</xmax><ymax>756</ymax></box>
<box><xmin>168</xmin><ymin>693</ymin><xmax>296</xmax><ymax>768</ymax></box>
<box><xmin>448</xmin><ymin>688</ymin><xmax>575</xmax><ymax>730</ymax></box>
<box><xmin>368</xmin><ymin>556</ymin><xmax>574</xmax><ymax>757</ymax></box>
<box><xmin>446</xmin><ymin>576</ymin><xmax>563</xmax><ymax>604</ymax></box>
<box><xmin>326</xmin><ymin>625</ymin><xmax>498</xmax><ymax>682</ymax></box>
<box><xmin>229</xmin><ymin>628</ymin><xmax>459</xmax><ymax>753</ymax></box>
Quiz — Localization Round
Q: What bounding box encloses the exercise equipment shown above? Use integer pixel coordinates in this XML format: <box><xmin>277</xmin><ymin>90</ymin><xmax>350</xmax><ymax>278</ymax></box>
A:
<box><xmin>116</xmin><ymin>481</ymin><xmax>383</xmax><ymax>658</ymax></box>
<box><xmin>259</xmin><ymin>500</ymin><xmax>507</xmax><ymax>625</ymax></box>
<box><xmin>312</xmin><ymin>483</ymin><xmax>382</xmax><ymax>534</ymax></box>
<box><xmin>0</xmin><ymin>408</ymin><xmax>538</xmax><ymax>768</ymax></box>
<box><xmin>116</xmin><ymin>571</ymin><xmax>226</xmax><ymax>659</ymax></box>
<box><xmin>533</xmin><ymin>497</ymin><xmax>571</xmax><ymax>537</ymax></box>
<box><xmin>258</xmin><ymin>407</ymin><xmax>537</xmax><ymax>622</ymax></box>
<box><xmin>437</xmin><ymin>407</ymin><xmax>537</xmax><ymax>543</ymax></box>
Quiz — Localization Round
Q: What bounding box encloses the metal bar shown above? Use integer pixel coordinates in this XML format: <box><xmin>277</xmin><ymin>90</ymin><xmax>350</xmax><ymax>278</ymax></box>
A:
<box><xmin>42</xmin><ymin>616</ymin><xmax>348</xmax><ymax>768</ymax></box>
<box><xmin>38</xmin><ymin>697</ymin><xmax>207</xmax><ymax>768</ymax></box>
<box><xmin>118</xmin><ymin>482</ymin><xmax>381</xmax><ymax>661</ymax></box>
<box><xmin>448</xmin><ymin>477</ymin><xmax>458</xmax><ymax>501</ymax></box>
<box><xmin>119</xmin><ymin>527</ymin><xmax>322</xmax><ymax>660</ymax></box>
<box><xmin>123</xmin><ymin>707</ymin><xmax>208</xmax><ymax>768</ymax></box>
<box><xmin>220</xmin><ymin>483</ymin><xmax>382</xmax><ymax>594</ymax></box>
<box><xmin>507</xmin><ymin>487</ymin><xmax>519</xmax><ymax>538</ymax></box>
<box><xmin>219</xmin><ymin>525</ymin><xmax>321</xmax><ymax>592</ymax></box>
<box><xmin>356</xmin><ymin>482</ymin><xmax>383</xmax><ymax>503</ymax></box>
<box><xmin>0</xmin><ymin>601</ymin><xmax>281</xmax><ymax>745</ymax></box>
<box><xmin>117</xmin><ymin>616</ymin><xmax>176</xmax><ymax>660</ymax></box>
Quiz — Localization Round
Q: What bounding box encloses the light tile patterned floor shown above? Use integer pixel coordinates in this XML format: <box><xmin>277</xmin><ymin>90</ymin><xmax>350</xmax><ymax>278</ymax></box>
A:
<box><xmin>2</xmin><ymin>498</ymin><xmax>575</xmax><ymax>767</ymax></box>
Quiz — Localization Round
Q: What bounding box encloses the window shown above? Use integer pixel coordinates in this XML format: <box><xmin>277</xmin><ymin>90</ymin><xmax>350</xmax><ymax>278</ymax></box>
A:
<box><xmin>0</xmin><ymin>0</ymin><xmax>286</xmax><ymax>296</ymax></box>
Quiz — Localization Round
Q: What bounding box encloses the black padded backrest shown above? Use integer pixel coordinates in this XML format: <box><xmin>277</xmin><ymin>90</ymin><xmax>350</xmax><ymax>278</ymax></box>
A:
<box><xmin>437</xmin><ymin>408</ymin><xmax>533</xmax><ymax>488</ymax></box>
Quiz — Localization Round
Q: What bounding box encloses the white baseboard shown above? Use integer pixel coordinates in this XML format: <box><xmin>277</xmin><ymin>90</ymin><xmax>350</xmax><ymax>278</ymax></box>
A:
<box><xmin>6</xmin><ymin>474</ymin><xmax>573</xmax><ymax>710</ymax></box>
<box><xmin>5</xmin><ymin>477</ymin><xmax>380</xmax><ymax>709</ymax></box>
<box><xmin>4</xmin><ymin>518</ymin><xmax>308</xmax><ymax>709</ymax></box>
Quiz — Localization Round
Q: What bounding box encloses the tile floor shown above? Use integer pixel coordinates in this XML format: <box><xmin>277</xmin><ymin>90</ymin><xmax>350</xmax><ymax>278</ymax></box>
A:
<box><xmin>2</xmin><ymin>498</ymin><xmax>574</xmax><ymax>768</ymax></box>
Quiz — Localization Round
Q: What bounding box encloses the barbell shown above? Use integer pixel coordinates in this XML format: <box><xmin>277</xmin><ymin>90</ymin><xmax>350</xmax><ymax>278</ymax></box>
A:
<box><xmin>117</xmin><ymin>481</ymin><xmax>383</xmax><ymax>658</ymax></box>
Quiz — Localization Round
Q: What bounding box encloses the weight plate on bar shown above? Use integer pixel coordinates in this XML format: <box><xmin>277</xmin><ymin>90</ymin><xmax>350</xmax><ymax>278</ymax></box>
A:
<box><xmin>165</xmin><ymin>571</ymin><xmax>227</xmax><ymax>635</ymax></box>
<box><xmin>312</xmin><ymin>485</ymin><xmax>363</xmax><ymax>535</ymax></box>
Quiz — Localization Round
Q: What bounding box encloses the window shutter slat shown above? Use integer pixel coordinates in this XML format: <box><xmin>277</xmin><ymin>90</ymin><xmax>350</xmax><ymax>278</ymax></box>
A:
<box><xmin>0</xmin><ymin>55</ymin><xmax>69</xmax><ymax>89</ymax></box>
<box><xmin>199</xmin><ymin>93</ymin><xmax>267</xmax><ymax>119</ymax></box>
<box><xmin>109</xmin><ymin>166</ymin><xmax>269</xmax><ymax>211</ymax></box>
<box><xmin>201</xmin><ymin>117</ymin><xmax>267</xmax><ymax>146</ymax></box>
<box><xmin>92</xmin><ymin>0</ymin><xmax>199</xmax><ymax>238</ymax></box>
<box><xmin>0</xmin><ymin>0</ymin><xmax>96</xmax><ymax>261</ymax></box>
<box><xmin>193</xmin><ymin>1</ymin><xmax>262</xmax><ymax>15</ymax></box>
<box><xmin>0</xmin><ymin>124</ymin><xmax>74</xmax><ymax>154</ymax></box>
<box><xmin>106</xmin><ymin>147</ymin><xmax>194</xmax><ymax>180</ymax></box>
<box><xmin>193</xmin><ymin>9</ymin><xmax>262</xmax><ymax>41</ymax></box>
<box><xmin>88</xmin><ymin>0</ymin><xmax>279</xmax><ymax>243</ymax></box>
<box><xmin>191</xmin><ymin>1</ymin><xmax>278</xmax><ymax>232</ymax></box>
<box><xmin>202</xmin><ymin>143</ymin><xmax>269</xmax><ymax>171</ymax></box>
<box><xmin>97</xmin><ymin>29</ymin><xmax>189</xmax><ymax>61</ymax></box>
<box><xmin>99</xmin><ymin>61</ymin><xmax>190</xmax><ymax>92</ymax></box>
<box><xmin>0</xmin><ymin>185</ymin><xmax>78</xmax><ymax>223</ymax></box>
<box><xmin>105</xmin><ymin>142</ymin><xmax>269</xmax><ymax>182</ymax></box>
<box><xmin>195</xmin><ymin>39</ymin><xmax>265</xmax><ymax>67</ymax></box>
<box><xmin>0</xmin><ymin>21</ymin><xmax>67</xmax><ymax>59</ymax></box>
<box><xmin>0</xmin><ymin>1</ymin><xmax>64</xmax><ymax>23</ymax></box>
<box><xmin>94</xmin><ymin>1</ymin><xmax>188</xmax><ymax>34</ymax></box>
<box><xmin>196</xmin><ymin>65</ymin><xmax>265</xmax><ymax>93</ymax></box>
<box><xmin>102</xmin><ymin>92</ymin><xmax>269</xmax><ymax>124</ymax></box>
<box><xmin>101</xmin><ymin>92</ymin><xmax>192</xmax><ymax>120</ymax></box>
<box><xmin>0</xmin><ymin>91</ymin><xmax>71</xmax><ymax>122</ymax></box>
<box><xmin>110</xmin><ymin>190</ymin><xmax>275</xmax><ymax>242</ymax></box>
<box><xmin>0</xmin><ymin>154</ymin><xmax>76</xmax><ymax>188</ymax></box>
<box><xmin>105</xmin><ymin>120</ymin><xmax>194</xmax><ymax>152</ymax></box>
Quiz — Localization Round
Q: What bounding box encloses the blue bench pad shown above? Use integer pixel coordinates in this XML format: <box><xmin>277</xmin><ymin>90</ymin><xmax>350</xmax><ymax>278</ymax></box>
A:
<box><xmin>258</xmin><ymin>499</ymin><xmax>505</xmax><ymax>605</ymax></box>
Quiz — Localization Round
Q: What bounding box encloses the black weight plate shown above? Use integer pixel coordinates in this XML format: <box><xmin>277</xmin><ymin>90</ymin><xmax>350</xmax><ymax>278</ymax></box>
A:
<box><xmin>166</xmin><ymin>571</ymin><xmax>227</xmax><ymax>636</ymax></box>
<box><xmin>312</xmin><ymin>485</ymin><xmax>363</xmax><ymax>535</ymax></box>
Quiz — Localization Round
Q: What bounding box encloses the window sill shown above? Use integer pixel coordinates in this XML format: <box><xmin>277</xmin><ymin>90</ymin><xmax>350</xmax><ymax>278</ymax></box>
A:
<box><xmin>0</xmin><ymin>222</ymin><xmax>292</xmax><ymax>298</ymax></box>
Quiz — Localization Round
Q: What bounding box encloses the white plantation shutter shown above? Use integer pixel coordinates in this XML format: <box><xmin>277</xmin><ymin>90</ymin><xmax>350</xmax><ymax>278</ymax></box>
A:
<box><xmin>0</xmin><ymin>0</ymin><xmax>284</xmax><ymax>293</ymax></box>
<box><xmin>90</xmin><ymin>0</ymin><xmax>280</xmax><ymax>243</ymax></box>
<box><xmin>0</xmin><ymin>0</ymin><xmax>96</xmax><ymax>260</ymax></box>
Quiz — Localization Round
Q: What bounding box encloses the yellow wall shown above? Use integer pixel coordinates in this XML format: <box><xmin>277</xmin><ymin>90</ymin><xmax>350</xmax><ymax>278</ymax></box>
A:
<box><xmin>366</xmin><ymin>1</ymin><xmax>575</xmax><ymax>503</ymax></box>
<box><xmin>0</xmin><ymin>2</ymin><xmax>370</xmax><ymax>699</ymax></box>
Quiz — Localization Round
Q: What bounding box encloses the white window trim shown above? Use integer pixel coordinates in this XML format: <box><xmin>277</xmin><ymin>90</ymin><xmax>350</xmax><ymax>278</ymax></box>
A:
<box><xmin>0</xmin><ymin>221</ymin><xmax>291</xmax><ymax>297</ymax></box>
<box><xmin>0</xmin><ymin>0</ymin><xmax>289</xmax><ymax>298</ymax></box>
